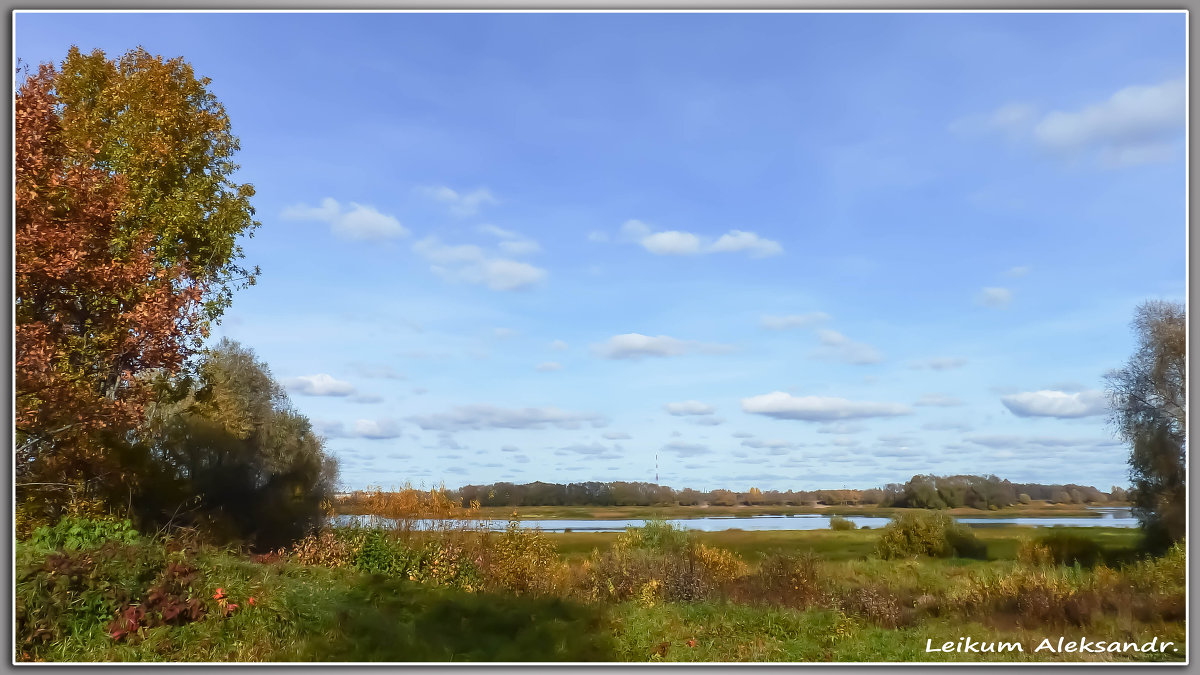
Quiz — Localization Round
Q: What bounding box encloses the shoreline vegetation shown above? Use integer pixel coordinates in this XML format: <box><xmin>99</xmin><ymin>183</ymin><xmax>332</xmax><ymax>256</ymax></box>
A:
<box><xmin>337</xmin><ymin>501</ymin><xmax>1122</xmax><ymax>521</ymax></box>
<box><xmin>333</xmin><ymin>475</ymin><xmax>1130</xmax><ymax>523</ymax></box>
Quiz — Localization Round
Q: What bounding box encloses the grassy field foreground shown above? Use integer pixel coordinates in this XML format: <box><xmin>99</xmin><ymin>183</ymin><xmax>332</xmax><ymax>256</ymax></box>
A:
<box><xmin>14</xmin><ymin>520</ymin><xmax>1184</xmax><ymax>663</ymax></box>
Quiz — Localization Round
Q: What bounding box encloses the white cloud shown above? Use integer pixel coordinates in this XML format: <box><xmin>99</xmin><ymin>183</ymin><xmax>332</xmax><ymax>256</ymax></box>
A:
<box><xmin>954</xmin><ymin>80</ymin><xmax>1183</xmax><ymax>169</ymax></box>
<box><xmin>815</xmin><ymin>329</ymin><xmax>883</xmax><ymax>365</ymax></box>
<box><xmin>761</xmin><ymin>312</ymin><xmax>831</xmax><ymax>330</ymax></box>
<box><xmin>619</xmin><ymin>219</ymin><xmax>783</xmax><ymax>258</ymax></box>
<box><xmin>602</xmin><ymin>431</ymin><xmax>632</xmax><ymax>440</ymax></box>
<box><xmin>283</xmin><ymin>374</ymin><xmax>355</xmax><ymax>397</ymax></box>
<box><xmin>619</xmin><ymin>219</ymin><xmax>652</xmax><ymax>241</ymax></box>
<box><xmin>498</xmin><ymin>239</ymin><xmax>542</xmax><ymax>256</ymax></box>
<box><xmin>741</xmin><ymin>438</ymin><xmax>796</xmax><ymax>450</ymax></box>
<box><xmin>950</xmin><ymin>102</ymin><xmax>1038</xmax><ymax>138</ymax></box>
<box><xmin>559</xmin><ymin>443</ymin><xmax>621</xmax><ymax>459</ymax></box>
<box><xmin>965</xmin><ymin>433</ymin><xmax>1121</xmax><ymax>450</ymax></box>
<box><xmin>1000</xmin><ymin>389</ymin><xmax>1108</xmax><ymax>418</ymax></box>
<box><xmin>741</xmin><ymin>391</ymin><xmax>912</xmax><ymax>421</ymax></box>
<box><xmin>641</xmin><ymin>230</ymin><xmax>703</xmax><ymax>255</ymax></box>
<box><xmin>664</xmin><ymin>400</ymin><xmax>716</xmax><ymax>416</ymax></box>
<box><xmin>709</xmin><ymin>230</ymin><xmax>784</xmax><ymax>258</ymax></box>
<box><xmin>1034</xmin><ymin>79</ymin><xmax>1184</xmax><ymax>166</ymax></box>
<box><xmin>976</xmin><ymin>287</ymin><xmax>1012</xmax><ymax>308</ymax></box>
<box><xmin>419</xmin><ymin>185</ymin><xmax>498</xmax><ymax>216</ymax></box>
<box><xmin>412</xmin><ymin>236</ymin><xmax>547</xmax><ymax>291</ymax></box>
<box><xmin>587</xmin><ymin>231</ymin><xmax>610</xmax><ymax>243</ymax></box>
<box><xmin>909</xmin><ymin>357</ymin><xmax>968</xmax><ymax>371</ymax></box>
<box><xmin>549</xmin><ymin>340</ymin><xmax>569</xmax><ymax>351</ymax></box>
<box><xmin>408</xmin><ymin>404</ymin><xmax>608</xmax><ymax>431</ymax></box>
<box><xmin>662</xmin><ymin>441</ymin><xmax>711</xmax><ymax>457</ymax></box>
<box><xmin>312</xmin><ymin>420</ymin><xmax>346</xmax><ymax>438</ymax></box>
<box><xmin>477</xmin><ymin>224</ymin><xmax>541</xmax><ymax>256</ymax></box>
<box><xmin>592</xmin><ymin>333</ymin><xmax>733</xmax><ymax>360</ymax></box>
<box><xmin>914</xmin><ymin>393</ymin><xmax>964</xmax><ymax>407</ymax></box>
<box><xmin>476</xmin><ymin>258</ymin><xmax>546</xmax><ymax>291</ymax></box>
<box><xmin>1004</xmin><ymin>265</ymin><xmax>1032</xmax><ymax>278</ymax></box>
<box><xmin>282</xmin><ymin>198</ymin><xmax>409</xmax><ymax>240</ymax></box>
<box><xmin>352</xmin><ymin>393</ymin><xmax>384</xmax><ymax>404</ymax></box>
<box><xmin>535</xmin><ymin>361</ymin><xmax>562</xmax><ymax>372</ymax></box>
<box><xmin>476</xmin><ymin>224</ymin><xmax>516</xmax><ymax>239</ymax></box>
<box><xmin>352</xmin><ymin>418</ymin><xmax>403</xmax><ymax>439</ymax></box>
<box><xmin>314</xmin><ymin>417</ymin><xmax>401</xmax><ymax>439</ymax></box>
<box><xmin>922</xmin><ymin>421</ymin><xmax>974</xmax><ymax>432</ymax></box>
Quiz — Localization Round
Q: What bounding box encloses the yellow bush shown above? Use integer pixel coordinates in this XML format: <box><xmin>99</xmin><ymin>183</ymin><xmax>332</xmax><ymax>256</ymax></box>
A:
<box><xmin>1016</xmin><ymin>538</ymin><xmax>1054</xmax><ymax>566</ymax></box>
<box><xmin>285</xmin><ymin>529</ymin><xmax>364</xmax><ymax>568</ymax></box>
<box><xmin>483</xmin><ymin>518</ymin><xmax>564</xmax><ymax>596</ymax></box>
<box><xmin>696</xmin><ymin>543</ymin><xmax>748</xmax><ymax>585</ymax></box>
<box><xmin>637</xmin><ymin>578</ymin><xmax>662</xmax><ymax>608</ymax></box>
<box><xmin>1122</xmin><ymin>540</ymin><xmax>1186</xmax><ymax>594</ymax></box>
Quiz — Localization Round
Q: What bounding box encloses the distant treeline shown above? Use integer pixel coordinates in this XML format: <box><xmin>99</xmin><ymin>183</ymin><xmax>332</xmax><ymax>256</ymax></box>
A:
<box><xmin>335</xmin><ymin>475</ymin><xmax>1126</xmax><ymax>511</ymax></box>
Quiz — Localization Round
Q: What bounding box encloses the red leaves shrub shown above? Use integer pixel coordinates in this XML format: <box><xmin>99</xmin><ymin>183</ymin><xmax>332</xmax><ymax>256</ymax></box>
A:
<box><xmin>107</xmin><ymin>560</ymin><xmax>207</xmax><ymax>641</ymax></box>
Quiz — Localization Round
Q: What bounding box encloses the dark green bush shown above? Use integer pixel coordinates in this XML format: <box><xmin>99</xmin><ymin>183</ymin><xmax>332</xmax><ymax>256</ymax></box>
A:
<box><xmin>619</xmin><ymin>519</ymin><xmax>691</xmax><ymax>554</ymax></box>
<box><xmin>875</xmin><ymin>511</ymin><xmax>986</xmax><ymax>559</ymax></box>
<box><xmin>1036</xmin><ymin>530</ymin><xmax>1104</xmax><ymax>567</ymax></box>
<box><xmin>828</xmin><ymin>516</ymin><xmax>855</xmax><ymax>531</ymax></box>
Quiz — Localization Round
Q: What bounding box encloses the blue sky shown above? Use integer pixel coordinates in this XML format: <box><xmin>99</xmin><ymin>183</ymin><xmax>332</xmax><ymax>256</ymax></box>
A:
<box><xmin>16</xmin><ymin>12</ymin><xmax>1186</xmax><ymax>492</ymax></box>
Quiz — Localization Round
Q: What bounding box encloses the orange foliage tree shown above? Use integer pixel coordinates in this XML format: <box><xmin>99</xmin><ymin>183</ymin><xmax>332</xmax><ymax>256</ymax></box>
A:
<box><xmin>15</xmin><ymin>48</ymin><xmax>258</xmax><ymax>521</ymax></box>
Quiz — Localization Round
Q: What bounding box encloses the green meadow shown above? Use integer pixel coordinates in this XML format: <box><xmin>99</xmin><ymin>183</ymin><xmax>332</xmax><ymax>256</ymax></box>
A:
<box><xmin>15</xmin><ymin>516</ymin><xmax>1183</xmax><ymax>663</ymax></box>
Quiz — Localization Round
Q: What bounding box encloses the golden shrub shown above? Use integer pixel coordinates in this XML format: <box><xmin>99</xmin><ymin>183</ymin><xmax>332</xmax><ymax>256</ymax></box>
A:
<box><xmin>483</xmin><ymin>519</ymin><xmax>564</xmax><ymax>596</ymax></box>
<box><xmin>695</xmin><ymin>543</ymin><xmax>748</xmax><ymax>585</ymax></box>
<box><xmin>285</xmin><ymin>529</ymin><xmax>363</xmax><ymax>568</ymax></box>
<box><xmin>1016</xmin><ymin>538</ymin><xmax>1054</xmax><ymax>566</ymax></box>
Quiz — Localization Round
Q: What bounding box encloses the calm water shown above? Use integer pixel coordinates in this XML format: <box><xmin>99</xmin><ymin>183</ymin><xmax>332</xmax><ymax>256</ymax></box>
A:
<box><xmin>336</xmin><ymin>507</ymin><xmax>1137</xmax><ymax>533</ymax></box>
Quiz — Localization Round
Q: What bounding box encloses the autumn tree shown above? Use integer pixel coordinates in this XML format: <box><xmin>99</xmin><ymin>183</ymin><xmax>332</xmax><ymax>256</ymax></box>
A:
<box><xmin>53</xmin><ymin>46</ymin><xmax>260</xmax><ymax>324</ymax></box>
<box><xmin>1108</xmin><ymin>301</ymin><xmax>1186</xmax><ymax>545</ymax></box>
<box><xmin>1106</xmin><ymin>300</ymin><xmax>1186</xmax><ymax>551</ymax></box>
<box><xmin>15</xmin><ymin>64</ymin><xmax>208</xmax><ymax>522</ymax></box>
<box><xmin>16</xmin><ymin>47</ymin><xmax>260</xmax><ymax>524</ymax></box>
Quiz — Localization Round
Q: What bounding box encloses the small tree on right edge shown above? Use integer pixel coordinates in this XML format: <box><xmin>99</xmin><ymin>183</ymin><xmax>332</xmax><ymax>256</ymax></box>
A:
<box><xmin>1106</xmin><ymin>300</ymin><xmax>1186</xmax><ymax>552</ymax></box>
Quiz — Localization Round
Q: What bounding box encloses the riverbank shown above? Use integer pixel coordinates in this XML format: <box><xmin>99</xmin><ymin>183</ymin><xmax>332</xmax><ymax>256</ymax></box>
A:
<box><xmin>337</xmin><ymin>502</ymin><xmax>1123</xmax><ymax>521</ymax></box>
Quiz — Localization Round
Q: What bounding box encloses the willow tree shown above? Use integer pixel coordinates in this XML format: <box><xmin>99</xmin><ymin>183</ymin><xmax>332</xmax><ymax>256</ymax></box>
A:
<box><xmin>1106</xmin><ymin>300</ymin><xmax>1186</xmax><ymax>551</ymax></box>
<box><xmin>129</xmin><ymin>340</ymin><xmax>340</xmax><ymax>549</ymax></box>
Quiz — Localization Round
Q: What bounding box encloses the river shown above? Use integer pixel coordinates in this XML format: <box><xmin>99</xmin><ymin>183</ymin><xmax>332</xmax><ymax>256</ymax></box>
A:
<box><xmin>335</xmin><ymin>507</ymin><xmax>1137</xmax><ymax>532</ymax></box>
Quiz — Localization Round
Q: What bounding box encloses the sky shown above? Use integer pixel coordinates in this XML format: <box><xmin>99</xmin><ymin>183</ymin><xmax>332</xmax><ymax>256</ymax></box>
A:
<box><xmin>15</xmin><ymin>11</ymin><xmax>1187</xmax><ymax>492</ymax></box>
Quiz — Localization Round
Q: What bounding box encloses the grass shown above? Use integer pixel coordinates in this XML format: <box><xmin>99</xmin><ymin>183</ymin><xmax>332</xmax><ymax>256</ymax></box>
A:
<box><xmin>548</xmin><ymin>526</ymin><xmax>1142</xmax><ymax>564</ymax></box>
<box><xmin>16</xmin><ymin>544</ymin><xmax>614</xmax><ymax>662</ymax></box>
<box><xmin>16</xmin><ymin>522</ymin><xmax>1179</xmax><ymax>663</ymax></box>
<box><xmin>610</xmin><ymin>602</ymin><xmax>1184</xmax><ymax>663</ymax></box>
